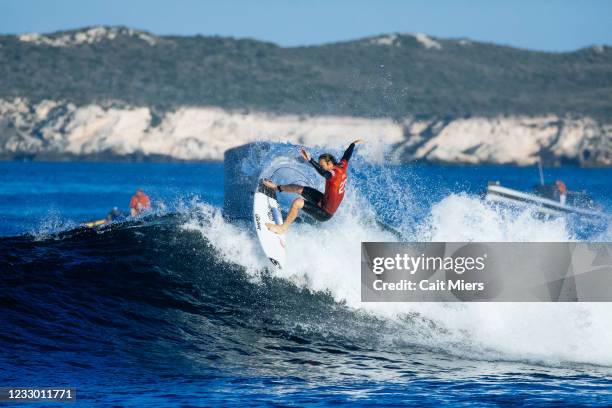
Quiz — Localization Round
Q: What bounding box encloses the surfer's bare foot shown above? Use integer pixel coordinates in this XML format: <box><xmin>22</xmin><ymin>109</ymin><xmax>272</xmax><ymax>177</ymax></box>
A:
<box><xmin>266</xmin><ymin>223</ymin><xmax>286</xmax><ymax>234</ymax></box>
<box><xmin>263</xmin><ymin>179</ymin><xmax>277</xmax><ymax>190</ymax></box>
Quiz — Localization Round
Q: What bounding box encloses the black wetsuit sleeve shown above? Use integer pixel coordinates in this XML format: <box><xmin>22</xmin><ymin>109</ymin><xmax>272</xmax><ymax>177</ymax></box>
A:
<box><xmin>309</xmin><ymin>158</ymin><xmax>333</xmax><ymax>179</ymax></box>
<box><xmin>341</xmin><ymin>142</ymin><xmax>356</xmax><ymax>163</ymax></box>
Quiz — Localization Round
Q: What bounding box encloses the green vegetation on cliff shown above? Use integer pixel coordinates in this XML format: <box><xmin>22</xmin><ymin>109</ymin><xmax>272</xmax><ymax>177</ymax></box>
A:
<box><xmin>1</xmin><ymin>28</ymin><xmax>611</xmax><ymax>119</ymax></box>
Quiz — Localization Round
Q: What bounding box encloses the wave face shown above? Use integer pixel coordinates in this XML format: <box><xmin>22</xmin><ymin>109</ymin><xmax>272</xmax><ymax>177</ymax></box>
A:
<box><xmin>1</xmin><ymin>158</ymin><xmax>611</xmax><ymax>405</ymax></box>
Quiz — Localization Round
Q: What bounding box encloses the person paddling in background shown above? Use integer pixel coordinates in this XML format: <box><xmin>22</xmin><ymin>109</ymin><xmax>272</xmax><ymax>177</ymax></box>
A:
<box><xmin>263</xmin><ymin>140</ymin><xmax>364</xmax><ymax>234</ymax></box>
<box><xmin>129</xmin><ymin>188</ymin><xmax>151</xmax><ymax>217</ymax></box>
<box><xmin>106</xmin><ymin>207</ymin><xmax>126</xmax><ymax>223</ymax></box>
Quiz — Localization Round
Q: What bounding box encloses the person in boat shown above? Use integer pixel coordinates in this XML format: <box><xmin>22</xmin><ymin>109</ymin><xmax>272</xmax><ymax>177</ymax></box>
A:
<box><xmin>533</xmin><ymin>180</ymin><xmax>568</xmax><ymax>204</ymax></box>
<box><xmin>556</xmin><ymin>180</ymin><xmax>567</xmax><ymax>205</ymax></box>
<box><xmin>263</xmin><ymin>140</ymin><xmax>364</xmax><ymax>234</ymax></box>
<box><xmin>129</xmin><ymin>189</ymin><xmax>152</xmax><ymax>217</ymax></box>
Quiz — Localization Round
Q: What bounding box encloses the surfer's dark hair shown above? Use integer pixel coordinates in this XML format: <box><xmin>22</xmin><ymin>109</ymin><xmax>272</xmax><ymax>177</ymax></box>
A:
<box><xmin>318</xmin><ymin>153</ymin><xmax>337</xmax><ymax>165</ymax></box>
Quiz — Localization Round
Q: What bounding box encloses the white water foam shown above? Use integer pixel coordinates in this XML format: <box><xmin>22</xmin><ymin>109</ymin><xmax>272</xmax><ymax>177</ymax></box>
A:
<box><xmin>182</xmin><ymin>201</ymin><xmax>269</xmax><ymax>275</ymax></box>
<box><xmin>30</xmin><ymin>209</ymin><xmax>78</xmax><ymax>240</ymax></box>
<box><xmin>184</xmin><ymin>179</ymin><xmax>612</xmax><ymax>367</ymax></box>
<box><xmin>415</xmin><ymin>193</ymin><xmax>574</xmax><ymax>242</ymax></box>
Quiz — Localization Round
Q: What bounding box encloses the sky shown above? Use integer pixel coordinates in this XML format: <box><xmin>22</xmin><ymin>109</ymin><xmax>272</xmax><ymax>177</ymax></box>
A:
<box><xmin>1</xmin><ymin>0</ymin><xmax>611</xmax><ymax>52</ymax></box>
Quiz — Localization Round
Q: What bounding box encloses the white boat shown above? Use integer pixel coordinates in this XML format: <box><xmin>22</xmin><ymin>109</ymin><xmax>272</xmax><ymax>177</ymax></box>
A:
<box><xmin>485</xmin><ymin>181</ymin><xmax>604</xmax><ymax>220</ymax></box>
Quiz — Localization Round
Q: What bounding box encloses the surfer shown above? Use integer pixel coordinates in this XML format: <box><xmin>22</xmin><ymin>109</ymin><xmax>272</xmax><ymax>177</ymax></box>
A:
<box><xmin>264</xmin><ymin>140</ymin><xmax>364</xmax><ymax>234</ymax></box>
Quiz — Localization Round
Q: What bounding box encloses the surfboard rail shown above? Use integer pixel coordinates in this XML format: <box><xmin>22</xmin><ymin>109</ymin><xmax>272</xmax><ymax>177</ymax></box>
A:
<box><xmin>253</xmin><ymin>180</ymin><xmax>286</xmax><ymax>270</ymax></box>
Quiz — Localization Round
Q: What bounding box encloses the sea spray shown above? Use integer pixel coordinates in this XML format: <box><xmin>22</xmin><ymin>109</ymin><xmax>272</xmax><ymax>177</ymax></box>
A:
<box><xmin>185</xmin><ymin>161</ymin><xmax>612</xmax><ymax>367</ymax></box>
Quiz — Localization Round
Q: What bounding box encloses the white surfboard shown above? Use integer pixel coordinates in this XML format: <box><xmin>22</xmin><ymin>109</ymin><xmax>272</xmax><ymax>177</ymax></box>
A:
<box><xmin>253</xmin><ymin>181</ymin><xmax>286</xmax><ymax>270</ymax></box>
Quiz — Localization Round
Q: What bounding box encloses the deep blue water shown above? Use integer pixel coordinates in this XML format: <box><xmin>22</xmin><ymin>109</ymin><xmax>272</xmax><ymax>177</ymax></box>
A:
<box><xmin>1</xmin><ymin>161</ymin><xmax>609</xmax><ymax>237</ymax></box>
<box><xmin>1</xmin><ymin>161</ymin><xmax>611</xmax><ymax>406</ymax></box>
<box><xmin>0</xmin><ymin>162</ymin><xmax>224</xmax><ymax>237</ymax></box>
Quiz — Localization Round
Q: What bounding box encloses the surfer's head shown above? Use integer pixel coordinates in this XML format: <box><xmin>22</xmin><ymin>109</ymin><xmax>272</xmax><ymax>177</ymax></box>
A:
<box><xmin>318</xmin><ymin>153</ymin><xmax>337</xmax><ymax>171</ymax></box>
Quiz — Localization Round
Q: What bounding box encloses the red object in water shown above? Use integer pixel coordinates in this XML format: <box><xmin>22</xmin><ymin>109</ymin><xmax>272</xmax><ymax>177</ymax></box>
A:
<box><xmin>555</xmin><ymin>180</ymin><xmax>567</xmax><ymax>194</ymax></box>
<box><xmin>129</xmin><ymin>190</ymin><xmax>151</xmax><ymax>214</ymax></box>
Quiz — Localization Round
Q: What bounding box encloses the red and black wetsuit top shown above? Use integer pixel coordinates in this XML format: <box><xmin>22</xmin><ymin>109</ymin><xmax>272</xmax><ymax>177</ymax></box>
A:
<box><xmin>308</xmin><ymin>142</ymin><xmax>356</xmax><ymax>215</ymax></box>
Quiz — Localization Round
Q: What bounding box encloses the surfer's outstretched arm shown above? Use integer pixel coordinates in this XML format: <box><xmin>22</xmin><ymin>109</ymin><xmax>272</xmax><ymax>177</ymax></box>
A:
<box><xmin>341</xmin><ymin>139</ymin><xmax>364</xmax><ymax>163</ymax></box>
<box><xmin>341</xmin><ymin>143</ymin><xmax>356</xmax><ymax>163</ymax></box>
<box><xmin>308</xmin><ymin>158</ymin><xmax>333</xmax><ymax>179</ymax></box>
<box><xmin>300</xmin><ymin>147</ymin><xmax>332</xmax><ymax>179</ymax></box>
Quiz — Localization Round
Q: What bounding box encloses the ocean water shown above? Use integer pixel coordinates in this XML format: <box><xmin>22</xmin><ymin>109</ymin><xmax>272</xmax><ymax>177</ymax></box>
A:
<box><xmin>1</xmin><ymin>160</ymin><xmax>611</xmax><ymax>406</ymax></box>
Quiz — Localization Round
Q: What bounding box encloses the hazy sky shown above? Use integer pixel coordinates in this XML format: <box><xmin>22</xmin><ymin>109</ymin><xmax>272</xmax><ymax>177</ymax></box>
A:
<box><xmin>2</xmin><ymin>0</ymin><xmax>611</xmax><ymax>51</ymax></box>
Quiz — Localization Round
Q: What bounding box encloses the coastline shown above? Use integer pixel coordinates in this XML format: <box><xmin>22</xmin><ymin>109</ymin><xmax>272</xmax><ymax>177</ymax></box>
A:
<box><xmin>1</xmin><ymin>99</ymin><xmax>610</xmax><ymax>167</ymax></box>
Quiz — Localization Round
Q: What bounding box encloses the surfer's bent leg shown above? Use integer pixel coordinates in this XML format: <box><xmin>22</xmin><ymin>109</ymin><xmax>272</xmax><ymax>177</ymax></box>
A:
<box><xmin>266</xmin><ymin>197</ymin><xmax>304</xmax><ymax>234</ymax></box>
<box><xmin>262</xmin><ymin>180</ymin><xmax>303</xmax><ymax>194</ymax></box>
<box><xmin>278</xmin><ymin>184</ymin><xmax>303</xmax><ymax>194</ymax></box>
<box><xmin>301</xmin><ymin>187</ymin><xmax>333</xmax><ymax>222</ymax></box>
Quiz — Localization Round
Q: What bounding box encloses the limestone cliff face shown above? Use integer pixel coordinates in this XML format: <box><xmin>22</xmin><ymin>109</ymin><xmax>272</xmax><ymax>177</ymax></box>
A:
<box><xmin>395</xmin><ymin>116</ymin><xmax>612</xmax><ymax>166</ymax></box>
<box><xmin>0</xmin><ymin>99</ymin><xmax>610</xmax><ymax>166</ymax></box>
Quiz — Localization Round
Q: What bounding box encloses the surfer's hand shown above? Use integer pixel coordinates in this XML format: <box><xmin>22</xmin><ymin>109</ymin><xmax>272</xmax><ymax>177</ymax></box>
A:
<box><xmin>300</xmin><ymin>148</ymin><xmax>311</xmax><ymax>161</ymax></box>
<box><xmin>352</xmin><ymin>139</ymin><xmax>365</xmax><ymax>145</ymax></box>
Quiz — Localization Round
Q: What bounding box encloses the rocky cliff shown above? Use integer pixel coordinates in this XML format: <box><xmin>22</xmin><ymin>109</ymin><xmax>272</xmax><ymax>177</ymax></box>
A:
<box><xmin>1</xmin><ymin>99</ymin><xmax>609</xmax><ymax>166</ymax></box>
